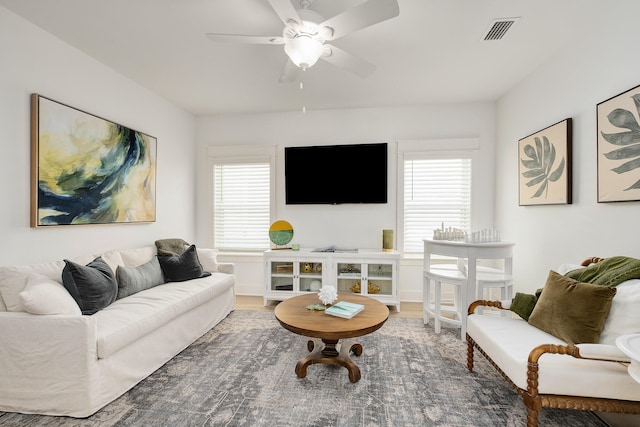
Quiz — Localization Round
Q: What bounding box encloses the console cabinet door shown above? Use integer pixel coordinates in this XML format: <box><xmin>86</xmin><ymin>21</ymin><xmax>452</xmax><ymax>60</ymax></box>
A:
<box><xmin>267</xmin><ymin>260</ymin><xmax>296</xmax><ymax>293</ymax></box>
<box><xmin>335</xmin><ymin>261</ymin><xmax>395</xmax><ymax>297</ymax></box>
<box><xmin>366</xmin><ymin>262</ymin><xmax>395</xmax><ymax>297</ymax></box>
<box><xmin>296</xmin><ymin>259</ymin><xmax>325</xmax><ymax>292</ymax></box>
<box><xmin>265</xmin><ymin>256</ymin><xmax>325</xmax><ymax>294</ymax></box>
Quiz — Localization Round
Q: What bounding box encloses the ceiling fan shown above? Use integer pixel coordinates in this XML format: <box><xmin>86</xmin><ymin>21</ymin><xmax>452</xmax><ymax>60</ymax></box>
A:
<box><xmin>206</xmin><ymin>0</ymin><xmax>400</xmax><ymax>83</ymax></box>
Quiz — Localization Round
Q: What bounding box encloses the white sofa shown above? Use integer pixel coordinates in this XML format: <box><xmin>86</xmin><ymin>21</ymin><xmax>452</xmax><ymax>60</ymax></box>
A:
<box><xmin>0</xmin><ymin>244</ymin><xmax>235</xmax><ymax>418</ymax></box>
<box><xmin>466</xmin><ymin>260</ymin><xmax>640</xmax><ymax>427</ymax></box>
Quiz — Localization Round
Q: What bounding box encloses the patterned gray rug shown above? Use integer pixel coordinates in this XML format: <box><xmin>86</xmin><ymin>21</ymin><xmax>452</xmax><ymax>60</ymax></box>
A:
<box><xmin>0</xmin><ymin>310</ymin><xmax>606</xmax><ymax>427</ymax></box>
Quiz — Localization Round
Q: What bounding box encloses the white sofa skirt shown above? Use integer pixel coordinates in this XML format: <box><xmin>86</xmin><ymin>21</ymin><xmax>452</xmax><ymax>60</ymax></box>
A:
<box><xmin>0</xmin><ymin>280</ymin><xmax>234</xmax><ymax>417</ymax></box>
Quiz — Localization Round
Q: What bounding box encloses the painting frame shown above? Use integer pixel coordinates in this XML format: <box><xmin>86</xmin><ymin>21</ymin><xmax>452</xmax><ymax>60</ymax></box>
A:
<box><xmin>597</xmin><ymin>83</ymin><xmax>640</xmax><ymax>203</ymax></box>
<box><xmin>31</xmin><ymin>94</ymin><xmax>157</xmax><ymax>227</ymax></box>
<box><xmin>518</xmin><ymin>118</ymin><xmax>572</xmax><ymax>206</ymax></box>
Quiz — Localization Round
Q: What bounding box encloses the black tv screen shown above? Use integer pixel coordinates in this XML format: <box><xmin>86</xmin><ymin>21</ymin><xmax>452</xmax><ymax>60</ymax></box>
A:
<box><xmin>285</xmin><ymin>143</ymin><xmax>388</xmax><ymax>205</ymax></box>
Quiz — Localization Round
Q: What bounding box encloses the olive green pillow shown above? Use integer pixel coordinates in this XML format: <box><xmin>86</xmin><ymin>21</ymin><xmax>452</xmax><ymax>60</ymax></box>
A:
<box><xmin>528</xmin><ymin>270</ymin><xmax>617</xmax><ymax>344</ymax></box>
<box><xmin>155</xmin><ymin>238</ymin><xmax>190</xmax><ymax>256</ymax></box>
<box><xmin>510</xmin><ymin>292</ymin><xmax>538</xmax><ymax>321</ymax></box>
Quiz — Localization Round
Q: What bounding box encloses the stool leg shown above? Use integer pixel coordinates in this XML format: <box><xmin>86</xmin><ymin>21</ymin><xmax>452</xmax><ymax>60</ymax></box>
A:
<box><xmin>476</xmin><ymin>280</ymin><xmax>484</xmax><ymax>315</ymax></box>
<box><xmin>501</xmin><ymin>281</ymin><xmax>513</xmax><ymax>318</ymax></box>
<box><xmin>460</xmin><ymin>280</ymin><xmax>468</xmax><ymax>340</ymax></box>
<box><xmin>423</xmin><ymin>275</ymin><xmax>430</xmax><ymax>325</ymax></box>
<box><xmin>434</xmin><ymin>279</ymin><xmax>441</xmax><ymax>334</ymax></box>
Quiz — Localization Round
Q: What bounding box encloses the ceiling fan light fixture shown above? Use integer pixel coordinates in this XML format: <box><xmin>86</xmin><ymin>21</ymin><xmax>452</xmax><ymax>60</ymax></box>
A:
<box><xmin>284</xmin><ymin>35</ymin><xmax>325</xmax><ymax>69</ymax></box>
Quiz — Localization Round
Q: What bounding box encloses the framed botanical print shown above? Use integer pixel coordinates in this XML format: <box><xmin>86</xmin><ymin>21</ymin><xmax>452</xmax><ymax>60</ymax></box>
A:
<box><xmin>518</xmin><ymin>118</ymin><xmax>572</xmax><ymax>206</ymax></box>
<box><xmin>31</xmin><ymin>94</ymin><xmax>157</xmax><ymax>226</ymax></box>
<box><xmin>597</xmin><ymin>84</ymin><xmax>640</xmax><ymax>202</ymax></box>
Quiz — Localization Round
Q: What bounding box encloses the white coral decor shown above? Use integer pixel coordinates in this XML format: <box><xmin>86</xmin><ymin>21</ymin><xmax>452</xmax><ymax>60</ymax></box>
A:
<box><xmin>317</xmin><ymin>286</ymin><xmax>338</xmax><ymax>306</ymax></box>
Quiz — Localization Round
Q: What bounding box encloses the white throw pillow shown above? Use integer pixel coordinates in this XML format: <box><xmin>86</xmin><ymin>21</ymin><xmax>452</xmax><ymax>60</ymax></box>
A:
<box><xmin>119</xmin><ymin>245</ymin><xmax>157</xmax><ymax>267</ymax></box>
<box><xmin>0</xmin><ymin>260</ymin><xmax>66</xmax><ymax>312</ymax></box>
<box><xmin>599</xmin><ymin>279</ymin><xmax>640</xmax><ymax>345</ymax></box>
<box><xmin>19</xmin><ymin>273</ymin><xmax>81</xmax><ymax>316</ymax></box>
<box><xmin>555</xmin><ymin>263</ymin><xmax>582</xmax><ymax>275</ymax></box>
<box><xmin>98</xmin><ymin>250</ymin><xmax>126</xmax><ymax>273</ymax></box>
<box><xmin>196</xmin><ymin>248</ymin><xmax>218</xmax><ymax>272</ymax></box>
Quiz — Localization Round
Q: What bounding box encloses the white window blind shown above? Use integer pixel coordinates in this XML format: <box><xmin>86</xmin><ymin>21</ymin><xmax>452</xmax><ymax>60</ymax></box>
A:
<box><xmin>403</xmin><ymin>157</ymin><xmax>471</xmax><ymax>254</ymax></box>
<box><xmin>213</xmin><ymin>162</ymin><xmax>270</xmax><ymax>251</ymax></box>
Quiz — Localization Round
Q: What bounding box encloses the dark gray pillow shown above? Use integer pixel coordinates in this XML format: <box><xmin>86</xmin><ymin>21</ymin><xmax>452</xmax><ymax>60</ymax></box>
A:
<box><xmin>116</xmin><ymin>257</ymin><xmax>165</xmax><ymax>299</ymax></box>
<box><xmin>62</xmin><ymin>257</ymin><xmax>117</xmax><ymax>315</ymax></box>
<box><xmin>157</xmin><ymin>244</ymin><xmax>211</xmax><ymax>282</ymax></box>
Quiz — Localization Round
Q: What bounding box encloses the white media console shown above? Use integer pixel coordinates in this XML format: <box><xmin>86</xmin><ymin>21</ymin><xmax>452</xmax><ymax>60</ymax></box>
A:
<box><xmin>263</xmin><ymin>248</ymin><xmax>400</xmax><ymax>311</ymax></box>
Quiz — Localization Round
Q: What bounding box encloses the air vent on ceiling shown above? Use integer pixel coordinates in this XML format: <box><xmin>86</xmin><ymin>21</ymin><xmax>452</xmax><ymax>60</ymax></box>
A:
<box><xmin>482</xmin><ymin>17</ymin><xmax>520</xmax><ymax>41</ymax></box>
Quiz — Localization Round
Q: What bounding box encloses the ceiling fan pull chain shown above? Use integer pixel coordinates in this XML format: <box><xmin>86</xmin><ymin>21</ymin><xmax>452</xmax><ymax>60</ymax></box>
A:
<box><xmin>300</xmin><ymin>76</ymin><xmax>307</xmax><ymax>113</ymax></box>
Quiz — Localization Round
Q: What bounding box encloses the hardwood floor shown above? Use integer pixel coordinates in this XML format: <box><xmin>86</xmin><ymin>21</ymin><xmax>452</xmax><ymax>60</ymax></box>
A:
<box><xmin>235</xmin><ymin>295</ymin><xmax>423</xmax><ymax>318</ymax></box>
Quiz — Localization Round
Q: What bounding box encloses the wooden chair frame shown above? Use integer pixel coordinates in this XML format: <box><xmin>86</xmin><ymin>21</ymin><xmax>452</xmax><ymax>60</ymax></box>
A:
<box><xmin>466</xmin><ymin>300</ymin><xmax>640</xmax><ymax>427</ymax></box>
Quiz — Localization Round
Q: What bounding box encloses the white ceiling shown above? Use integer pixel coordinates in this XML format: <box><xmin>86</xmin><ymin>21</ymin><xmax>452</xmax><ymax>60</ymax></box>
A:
<box><xmin>1</xmin><ymin>0</ymin><xmax>610</xmax><ymax>115</ymax></box>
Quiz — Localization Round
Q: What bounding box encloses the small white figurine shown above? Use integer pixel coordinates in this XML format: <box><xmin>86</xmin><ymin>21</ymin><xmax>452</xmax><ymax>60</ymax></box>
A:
<box><xmin>317</xmin><ymin>285</ymin><xmax>338</xmax><ymax>306</ymax></box>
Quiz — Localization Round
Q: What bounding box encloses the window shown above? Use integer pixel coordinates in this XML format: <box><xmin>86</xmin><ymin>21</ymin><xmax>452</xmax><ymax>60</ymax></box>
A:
<box><xmin>209</xmin><ymin>146</ymin><xmax>275</xmax><ymax>252</ymax></box>
<box><xmin>397</xmin><ymin>140</ymin><xmax>476</xmax><ymax>256</ymax></box>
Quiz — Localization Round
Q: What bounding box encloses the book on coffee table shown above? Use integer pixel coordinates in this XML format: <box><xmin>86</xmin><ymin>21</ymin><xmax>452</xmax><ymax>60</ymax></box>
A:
<box><xmin>324</xmin><ymin>301</ymin><xmax>365</xmax><ymax>319</ymax></box>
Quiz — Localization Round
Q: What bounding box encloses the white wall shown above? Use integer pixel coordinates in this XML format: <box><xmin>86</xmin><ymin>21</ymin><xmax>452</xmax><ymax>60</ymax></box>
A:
<box><xmin>0</xmin><ymin>7</ymin><xmax>196</xmax><ymax>265</ymax></box>
<box><xmin>195</xmin><ymin>104</ymin><xmax>496</xmax><ymax>300</ymax></box>
<box><xmin>495</xmin><ymin>2</ymin><xmax>640</xmax><ymax>293</ymax></box>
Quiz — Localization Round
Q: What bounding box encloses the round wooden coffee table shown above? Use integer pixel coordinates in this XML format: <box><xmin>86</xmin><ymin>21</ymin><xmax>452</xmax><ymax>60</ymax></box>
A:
<box><xmin>274</xmin><ymin>292</ymin><xmax>389</xmax><ymax>383</ymax></box>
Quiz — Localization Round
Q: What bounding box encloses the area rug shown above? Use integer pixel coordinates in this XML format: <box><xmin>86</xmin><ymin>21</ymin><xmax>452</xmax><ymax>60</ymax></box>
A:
<box><xmin>0</xmin><ymin>310</ymin><xmax>607</xmax><ymax>427</ymax></box>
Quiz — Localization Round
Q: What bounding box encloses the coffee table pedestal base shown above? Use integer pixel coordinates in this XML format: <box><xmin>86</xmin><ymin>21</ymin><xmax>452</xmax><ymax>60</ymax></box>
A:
<box><xmin>295</xmin><ymin>339</ymin><xmax>363</xmax><ymax>383</ymax></box>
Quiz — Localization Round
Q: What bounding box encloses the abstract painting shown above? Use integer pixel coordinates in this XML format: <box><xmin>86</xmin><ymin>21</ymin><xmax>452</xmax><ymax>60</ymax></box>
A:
<box><xmin>597</xmin><ymin>83</ymin><xmax>640</xmax><ymax>202</ymax></box>
<box><xmin>31</xmin><ymin>94</ymin><xmax>157</xmax><ymax>226</ymax></box>
<box><xmin>518</xmin><ymin>118</ymin><xmax>572</xmax><ymax>206</ymax></box>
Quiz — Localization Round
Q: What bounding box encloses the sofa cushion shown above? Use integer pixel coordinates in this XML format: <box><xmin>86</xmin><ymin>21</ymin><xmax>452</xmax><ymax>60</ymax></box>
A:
<box><xmin>157</xmin><ymin>245</ymin><xmax>211</xmax><ymax>282</ymax></box>
<box><xmin>467</xmin><ymin>314</ymin><xmax>639</xmax><ymax>400</ymax></box>
<box><xmin>19</xmin><ymin>273</ymin><xmax>81</xmax><ymax>315</ymax></box>
<box><xmin>528</xmin><ymin>270</ymin><xmax>616</xmax><ymax>344</ymax></box>
<box><xmin>94</xmin><ymin>272</ymin><xmax>234</xmax><ymax>359</ymax></box>
<box><xmin>62</xmin><ymin>257</ymin><xmax>118</xmax><ymax>315</ymax></box>
<box><xmin>116</xmin><ymin>257</ymin><xmax>165</xmax><ymax>299</ymax></box>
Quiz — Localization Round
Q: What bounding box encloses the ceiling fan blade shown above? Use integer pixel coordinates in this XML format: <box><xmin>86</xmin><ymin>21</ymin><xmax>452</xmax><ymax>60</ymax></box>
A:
<box><xmin>320</xmin><ymin>0</ymin><xmax>400</xmax><ymax>41</ymax></box>
<box><xmin>278</xmin><ymin>59</ymin><xmax>300</xmax><ymax>83</ymax></box>
<box><xmin>206</xmin><ymin>33</ymin><xmax>284</xmax><ymax>44</ymax></box>
<box><xmin>267</xmin><ymin>0</ymin><xmax>302</xmax><ymax>27</ymax></box>
<box><xmin>321</xmin><ymin>44</ymin><xmax>376</xmax><ymax>78</ymax></box>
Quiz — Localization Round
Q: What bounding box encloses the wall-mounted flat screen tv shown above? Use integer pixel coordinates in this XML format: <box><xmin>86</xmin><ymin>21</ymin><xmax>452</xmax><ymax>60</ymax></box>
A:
<box><xmin>285</xmin><ymin>142</ymin><xmax>388</xmax><ymax>205</ymax></box>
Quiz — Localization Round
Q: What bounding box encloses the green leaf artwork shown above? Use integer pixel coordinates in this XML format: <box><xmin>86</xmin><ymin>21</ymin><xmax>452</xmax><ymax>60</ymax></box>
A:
<box><xmin>600</xmin><ymin>94</ymin><xmax>640</xmax><ymax>191</ymax></box>
<box><xmin>520</xmin><ymin>136</ymin><xmax>565</xmax><ymax>198</ymax></box>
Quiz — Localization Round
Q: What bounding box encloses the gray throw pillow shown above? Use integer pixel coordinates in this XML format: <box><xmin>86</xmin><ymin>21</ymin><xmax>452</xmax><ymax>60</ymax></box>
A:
<box><xmin>116</xmin><ymin>257</ymin><xmax>165</xmax><ymax>299</ymax></box>
<box><xmin>62</xmin><ymin>257</ymin><xmax>117</xmax><ymax>315</ymax></box>
<box><xmin>157</xmin><ymin>244</ymin><xmax>211</xmax><ymax>282</ymax></box>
